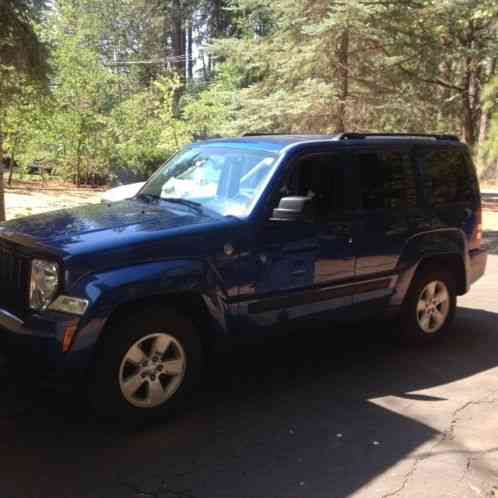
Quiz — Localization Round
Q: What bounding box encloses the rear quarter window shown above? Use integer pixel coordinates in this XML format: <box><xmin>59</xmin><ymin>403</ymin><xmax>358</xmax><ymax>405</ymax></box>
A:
<box><xmin>418</xmin><ymin>147</ymin><xmax>478</xmax><ymax>206</ymax></box>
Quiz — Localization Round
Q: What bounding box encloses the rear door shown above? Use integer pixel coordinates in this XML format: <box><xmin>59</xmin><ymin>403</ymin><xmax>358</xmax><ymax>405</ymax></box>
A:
<box><xmin>352</xmin><ymin>147</ymin><xmax>419</xmax><ymax>303</ymax></box>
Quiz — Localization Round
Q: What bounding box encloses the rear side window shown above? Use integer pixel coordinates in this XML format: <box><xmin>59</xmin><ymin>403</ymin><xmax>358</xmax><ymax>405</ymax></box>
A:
<box><xmin>419</xmin><ymin>148</ymin><xmax>478</xmax><ymax>206</ymax></box>
<box><xmin>356</xmin><ymin>151</ymin><xmax>417</xmax><ymax>210</ymax></box>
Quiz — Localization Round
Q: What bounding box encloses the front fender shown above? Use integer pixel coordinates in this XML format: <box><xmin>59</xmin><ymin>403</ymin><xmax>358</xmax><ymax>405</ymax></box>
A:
<box><xmin>389</xmin><ymin>228</ymin><xmax>468</xmax><ymax>308</ymax></box>
<box><xmin>66</xmin><ymin>259</ymin><xmax>230</xmax><ymax>358</ymax></box>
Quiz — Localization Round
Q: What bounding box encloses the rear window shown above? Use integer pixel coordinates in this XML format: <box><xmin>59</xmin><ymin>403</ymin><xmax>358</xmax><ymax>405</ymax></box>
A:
<box><xmin>356</xmin><ymin>151</ymin><xmax>417</xmax><ymax>210</ymax></box>
<box><xmin>419</xmin><ymin>148</ymin><xmax>478</xmax><ymax>206</ymax></box>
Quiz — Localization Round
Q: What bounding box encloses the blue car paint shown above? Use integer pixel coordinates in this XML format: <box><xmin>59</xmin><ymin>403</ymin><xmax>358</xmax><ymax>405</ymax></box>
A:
<box><xmin>0</xmin><ymin>135</ymin><xmax>487</xmax><ymax>381</ymax></box>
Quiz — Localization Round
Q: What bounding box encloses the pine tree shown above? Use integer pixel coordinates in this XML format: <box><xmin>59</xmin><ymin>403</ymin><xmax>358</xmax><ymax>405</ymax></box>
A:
<box><xmin>0</xmin><ymin>0</ymin><xmax>50</xmax><ymax>221</ymax></box>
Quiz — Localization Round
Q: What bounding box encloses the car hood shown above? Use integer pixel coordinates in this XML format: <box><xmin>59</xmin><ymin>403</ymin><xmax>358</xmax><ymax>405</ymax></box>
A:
<box><xmin>0</xmin><ymin>199</ymin><xmax>228</xmax><ymax>259</ymax></box>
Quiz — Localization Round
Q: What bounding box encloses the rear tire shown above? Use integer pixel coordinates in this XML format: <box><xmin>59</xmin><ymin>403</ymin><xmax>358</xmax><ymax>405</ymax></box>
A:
<box><xmin>399</xmin><ymin>267</ymin><xmax>457</xmax><ymax>345</ymax></box>
<box><xmin>90</xmin><ymin>308</ymin><xmax>202</xmax><ymax>420</ymax></box>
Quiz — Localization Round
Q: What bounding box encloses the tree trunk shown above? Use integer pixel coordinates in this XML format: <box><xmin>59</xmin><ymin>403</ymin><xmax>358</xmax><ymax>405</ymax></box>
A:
<box><xmin>187</xmin><ymin>20</ymin><xmax>193</xmax><ymax>82</ymax></box>
<box><xmin>8</xmin><ymin>157</ymin><xmax>14</xmax><ymax>186</ymax></box>
<box><xmin>461</xmin><ymin>20</ymin><xmax>483</xmax><ymax>150</ymax></box>
<box><xmin>336</xmin><ymin>28</ymin><xmax>350</xmax><ymax>133</ymax></box>
<box><xmin>0</xmin><ymin>133</ymin><xmax>5</xmax><ymax>222</ymax></box>
<box><xmin>171</xmin><ymin>0</ymin><xmax>186</xmax><ymax>79</ymax></box>
<box><xmin>75</xmin><ymin>138</ymin><xmax>82</xmax><ymax>187</ymax></box>
<box><xmin>462</xmin><ymin>56</ymin><xmax>478</xmax><ymax>148</ymax></box>
<box><xmin>170</xmin><ymin>0</ymin><xmax>186</xmax><ymax>116</ymax></box>
<box><xmin>479</xmin><ymin>57</ymin><xmax>497</xmax><ymax>145</ymax></box>
<box><xmin>462</xmin><ymin>94</ymin><xmax>476</xmax><ymax>147</ymax></box>
<box><xmin>201</xmin><ymin>52</ymin><xmax>209</xmax><ymax>82</ymax></box>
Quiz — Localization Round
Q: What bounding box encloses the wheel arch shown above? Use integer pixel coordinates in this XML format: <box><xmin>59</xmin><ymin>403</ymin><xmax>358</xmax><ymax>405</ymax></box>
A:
<box><xmin>68</xmin><ymin>259</ymin><xmax>233</xmax><ymax>366</ymax></box>
<box><xmin>415</xmin><ymin>254</ymin><xmax>466</xmax><ymax>295</ymax></box>
<box><xmin>390</xmin><ymin>229</ymin><xmax>468</xmax><ymax>309</ymax></box>
<box><xmin>100</xmin><ymin>292</ymin><xmax>223</xmax><ymax>353</ymax></box>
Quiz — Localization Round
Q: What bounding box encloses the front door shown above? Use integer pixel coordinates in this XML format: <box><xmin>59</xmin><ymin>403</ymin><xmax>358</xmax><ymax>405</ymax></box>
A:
<box><xmin>237</xmin><ymin>150</ymin><xmax>356</xmax><ymax>329</ymax></box>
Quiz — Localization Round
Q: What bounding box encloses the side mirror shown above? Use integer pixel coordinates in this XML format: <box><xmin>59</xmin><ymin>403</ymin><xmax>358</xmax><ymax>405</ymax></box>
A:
<box><xmin>271</xmin><ymin>196</ymin><xmax>316</xmax><ymax>222</ymax></box>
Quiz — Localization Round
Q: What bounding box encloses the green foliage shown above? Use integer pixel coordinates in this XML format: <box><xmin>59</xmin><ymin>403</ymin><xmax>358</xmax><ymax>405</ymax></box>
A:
<box><xmin>109</xmin><ymin>75</ymin><xmax>191</xmax><ymax>180</ymax></box>
<box><xmin>212</xmin><ymin>0</ymin><xmax>498</xmax><ymax>140</ymax></box>
<box><xmin>3</xmin><ymin>81</ymin><xmax>50</xmax><ymax>166</ymax></box>
<box><xmin>0</xmin><ymin>0</ymin><xmax>50</xmax><ymax>97</ymax></box>
<box><xmin>3</xmin><ymin>0</ymin><xmax>498</xmax><ymax>189</ymax></box>
<box><xmin>41</xmin><ymin>0</ymin><xmax>119</xmax><ymax>183</ymax></box>
<box><xmin>108</xmin><ymin>89</ymin><xmax>165</xmax><ymax>178</ymax></box>
<box><xmin>183</xmin><ymin>64</ymin><xmax>241</xmax><ymax>138</ymax></box>
<box><xmin>154</xmin><ymin>76</ymin><xmax>192</xmax><ymax>151</ymax></box>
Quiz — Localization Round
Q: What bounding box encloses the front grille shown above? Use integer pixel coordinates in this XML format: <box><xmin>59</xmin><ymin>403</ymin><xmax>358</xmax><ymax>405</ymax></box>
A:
<box><xmin>0</xmin><ymin>244</ymin><xmax>30</xmax><ymax>314</ymax></box>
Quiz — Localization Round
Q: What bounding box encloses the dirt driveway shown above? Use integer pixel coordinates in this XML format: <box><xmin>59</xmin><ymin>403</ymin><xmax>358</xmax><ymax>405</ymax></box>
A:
<box><xmin>5</xmin><ymin>179</ymin><xmax>102</xmax><ymax>220</ymax></box>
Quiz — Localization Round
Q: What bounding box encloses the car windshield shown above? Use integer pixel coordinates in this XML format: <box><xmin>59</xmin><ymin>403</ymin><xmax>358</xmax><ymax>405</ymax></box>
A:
<box><xmin>139</xmin><ymin>146</ymin><xmax>279</xmax><ymax>217</ymax></box>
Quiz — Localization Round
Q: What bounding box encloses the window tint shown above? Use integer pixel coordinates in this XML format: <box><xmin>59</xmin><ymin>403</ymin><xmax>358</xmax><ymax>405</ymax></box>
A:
<box><xmin>281</xmin><ymin>153</ymin><xmax>348</xmax><ymax>218</ymax></box>
<box><xmin>419</xmin><ymin>148</ymin><xmax>477</xmax><ymax>206</ymax></box>
<box><xmin>357</xmin><ymin>151</ymin><xmax>416</xmax><ymax>210</ymax></box>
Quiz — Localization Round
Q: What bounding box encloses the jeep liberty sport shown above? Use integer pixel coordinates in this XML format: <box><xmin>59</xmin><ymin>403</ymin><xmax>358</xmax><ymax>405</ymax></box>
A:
<box><xmin>0</xmin><ymin>133</ymin><xmax>487</xmax><ymax>418</ymax></box>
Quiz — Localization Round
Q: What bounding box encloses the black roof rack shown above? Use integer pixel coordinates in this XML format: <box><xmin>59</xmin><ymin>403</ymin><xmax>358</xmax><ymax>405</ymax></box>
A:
<box><xmin>337</xmin><ymin>132</ymin><xmax>460</xmax><ymax>142</ymax></box>
<box><xmin>241</xmin><ymin>132</ymin><xmax>287</xmax><ymax>137</ymax></box>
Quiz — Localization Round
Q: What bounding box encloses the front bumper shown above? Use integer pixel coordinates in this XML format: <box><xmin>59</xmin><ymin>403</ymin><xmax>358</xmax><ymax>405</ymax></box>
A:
<box><xmin>0</xmin><ymin>307</ymin><xmax>90</xmax><ymax>381</ymax></box>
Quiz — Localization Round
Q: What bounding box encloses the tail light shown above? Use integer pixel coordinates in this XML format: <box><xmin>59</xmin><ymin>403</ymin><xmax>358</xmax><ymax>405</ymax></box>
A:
<box><xmin>470</xmin><ymin>207</ymin><xmax>482</xmax><ymax>250</ymax></box>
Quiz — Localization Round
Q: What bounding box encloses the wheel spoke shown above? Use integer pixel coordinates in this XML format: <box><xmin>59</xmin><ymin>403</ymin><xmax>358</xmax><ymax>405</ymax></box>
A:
<box><xmin>426</xmin><ymin>281</ymin><xmax>437</xmax><ymax>300</ymax></box>
<box><xmin>123</xmin><ymin>374</ymin><xmax>145</xmax><ymax>397</ymax></box>
<box><xmin>150</xmin><ymin>335</ymin><xmax>171</xmax><ymax>358</ymax></box>
<box><xmin>163</xmin><ymin>358</ymin><xmax>184</xmax><ymax>376</ymax></box>
<box><xmin>126</xmin><ymin>344</ymin><xmax>147</xmax><ymax>366</ymax></box>
<box><xmin>417</xmin><ymin>299</ymin><xmax>427</xmax><ymax>313</ymax></box>
<box><xmin>433</xmin><ymin>309</ymin><xmax>445</xmax><ymax>326</ymax></box>
<box><xmin>420</xmin><ymin>312</ymin><xmax>431</xmax><ymax>331</ymax></box>
<box><xmin>433</xmin><ymin>288</ymin><xmax>449</xmax><ymax>306</ymax></box>
<box><xmin>147</xmin><ymin>380</ymin><xmax>166</xmax><ymax>406</ymax></box>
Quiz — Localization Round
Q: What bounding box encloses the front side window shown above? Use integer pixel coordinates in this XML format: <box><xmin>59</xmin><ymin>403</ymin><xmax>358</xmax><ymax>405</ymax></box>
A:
<box><xmin>279</xmin><ymin>153</ymin><xmax>348</xmax><ymax>220</ymax></box>
<box><xmin>141</xmin><ymin>146</ymin><xmax>279</xmax><ymax>217</ymax></box>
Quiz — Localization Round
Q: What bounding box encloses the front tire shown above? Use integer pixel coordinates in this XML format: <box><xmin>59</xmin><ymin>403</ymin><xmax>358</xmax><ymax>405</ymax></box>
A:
<box><xmin>399</xmin><ymin>267</ymin><xmax>457</xmax><ymax>345</ymax></box>
<box><xmin>90</xmin><ymin>308</ymin><xmax>203</xmax><ymax>420</ymax></box>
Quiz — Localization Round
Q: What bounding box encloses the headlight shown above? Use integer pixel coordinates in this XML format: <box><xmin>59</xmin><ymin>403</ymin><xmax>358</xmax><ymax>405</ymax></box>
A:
<box><xmin>29</xmin><ymin>259</ymin><xmax>60</xmax><ymax>311</ymax></box>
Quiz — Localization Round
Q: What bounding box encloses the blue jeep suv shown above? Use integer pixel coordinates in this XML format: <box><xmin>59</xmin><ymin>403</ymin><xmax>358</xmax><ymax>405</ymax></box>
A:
<box><xmin>0</xmin><ymin>133</ymin><xmax>488</xmax><ymax>418</ymax></box>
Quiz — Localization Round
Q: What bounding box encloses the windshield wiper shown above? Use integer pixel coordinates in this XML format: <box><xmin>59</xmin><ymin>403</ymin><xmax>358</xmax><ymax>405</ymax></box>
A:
<box><xmin>135</xmin><ymin>192</ymin><xmax>159</xmax><ymax>203</ymax></box>
<box><xmin>161</xmin><ymin>197</ymin><xmax>204</xmax><ymax>215</ymax></box>
<box><xmin>136</xmin><ymin>193</ymin><xmax>203</xmax><ymax>214</ymax></box>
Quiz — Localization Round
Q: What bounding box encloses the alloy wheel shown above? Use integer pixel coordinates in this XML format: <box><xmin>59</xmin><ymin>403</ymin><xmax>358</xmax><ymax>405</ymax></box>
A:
<box><xmin>416</xmin><ymin>280</ymin><xmax>450</xmax><ymax>334</ymax></box>
<box><xmin>119</xmin><ymin>333</ymin><xmax>187</xmax><ymax>408</ymax></box>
